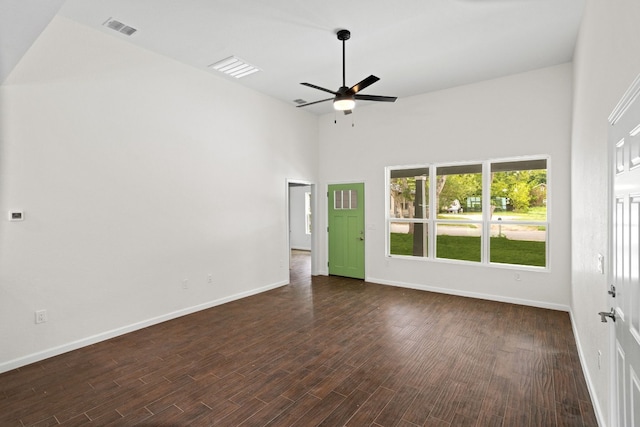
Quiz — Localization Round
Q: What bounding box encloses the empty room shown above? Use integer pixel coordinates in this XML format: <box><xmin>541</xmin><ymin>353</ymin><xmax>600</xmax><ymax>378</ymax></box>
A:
<box><xmin>1</xmin><ymin>0</ymin><xmax>639</xmax><ymax>426</ymax></box>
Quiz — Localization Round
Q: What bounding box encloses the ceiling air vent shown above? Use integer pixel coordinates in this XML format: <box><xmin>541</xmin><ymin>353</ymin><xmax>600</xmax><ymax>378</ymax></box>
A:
<box><xmin>103</xmin><ymin>18</ymin><xmax>137</xmax><ymax>36</ymax></box>
<box><xmin>293</xmin><ymin>99</ymin><xmax>307</xmax><ymax>105</ymax></box>
<box><xmin>209</xmin><ymin>56</ymin><xmax>260</xmax><ymax>79</ymax></box>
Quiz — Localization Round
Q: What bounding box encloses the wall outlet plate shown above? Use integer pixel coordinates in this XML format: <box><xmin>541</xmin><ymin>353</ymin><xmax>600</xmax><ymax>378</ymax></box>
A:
<box><xmin>35</xmin><ymin>310</ymin><xmax>47</xmax><ymax>324</ymax></box>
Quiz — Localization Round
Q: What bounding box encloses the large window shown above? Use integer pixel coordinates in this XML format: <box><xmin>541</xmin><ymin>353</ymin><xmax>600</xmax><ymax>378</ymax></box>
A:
<box><xmin>386</xmin><ymin>157</ymin><xmax>548</xmax><ymax>268</ymax></box>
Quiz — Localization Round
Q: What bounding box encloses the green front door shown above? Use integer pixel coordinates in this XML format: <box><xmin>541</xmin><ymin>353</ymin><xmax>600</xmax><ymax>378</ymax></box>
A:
<box><xmin>328</xmin><ymin>183</ymin><xmax>365</xmax><ymax>279</ymax></box>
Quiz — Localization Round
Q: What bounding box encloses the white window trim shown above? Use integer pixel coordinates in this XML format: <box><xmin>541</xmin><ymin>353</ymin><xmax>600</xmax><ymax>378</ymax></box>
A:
<box><xmin>305</xmin><ymin>191</ymin><xmax>312</xmax><ymax>235</ymax></box>
<box><xmin>385</xmin><ymin>155</ymin><xmax>550</xmax><ymax>271</ymax></box>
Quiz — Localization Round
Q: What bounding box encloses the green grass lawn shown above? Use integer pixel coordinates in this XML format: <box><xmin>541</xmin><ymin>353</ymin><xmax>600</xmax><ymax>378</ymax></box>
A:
<box><xmin>390</xmin><ymin>233</ymin><xmax>546</xmax><ymax>267</ymax></box>
<box><xmin>437</xmin><ymin>235</ymin><xmax>481</xmax><ymax>262</ymax></box>
<box><xmin>437</xmin><ymin>207</ymin><xmax>547</xmax><ymax>221</ymax></box>
<box><xmin>492</xmin><ymin>206</ymin><xmax>547</xmax><ymax>221</ymax></box>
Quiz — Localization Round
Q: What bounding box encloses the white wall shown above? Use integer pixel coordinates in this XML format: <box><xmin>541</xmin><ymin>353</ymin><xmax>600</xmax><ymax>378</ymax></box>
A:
<box><xmin>0</xmin><ymin>16</ymin><xmax>318</xmax><ymax>371</ymax></box>
<box><xmin>289</xmin><ymin>185</ymin><xmax>311</xmax><ymax>251</ymax></box>
<box><xmin>571</xmin><ymin>0</ymin><xmax>640</xmax><ymax>425</ymax></box>
<box><xmin>317</xmin><ymin>63</ymin><xmax>573</xmax><ymax>309</ymax></box>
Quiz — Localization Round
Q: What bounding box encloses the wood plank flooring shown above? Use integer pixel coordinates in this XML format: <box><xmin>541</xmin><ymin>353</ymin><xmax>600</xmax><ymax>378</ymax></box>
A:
<box><xmin>0</xmin><ymin>251</ymin><xmax>598</xmax><ymax>426</ymax></box>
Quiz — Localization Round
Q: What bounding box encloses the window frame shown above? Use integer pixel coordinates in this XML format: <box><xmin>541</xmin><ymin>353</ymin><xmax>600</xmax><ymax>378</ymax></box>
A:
<box><xmin>304</xmin><ymin>191</ymin><xmax>312</xmax><ymax>235</ymax></box>
<box><xmin>385</xmin><ymin>156</ymin><xmax>550</xmax><ymax>270</ymax></box>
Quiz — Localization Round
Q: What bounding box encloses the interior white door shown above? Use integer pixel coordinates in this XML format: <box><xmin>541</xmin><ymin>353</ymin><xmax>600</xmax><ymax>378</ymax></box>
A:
<box><xmin>609</xmin><ymin>75</ymin><xmax>640</xmax><ymax>427</ymax></box>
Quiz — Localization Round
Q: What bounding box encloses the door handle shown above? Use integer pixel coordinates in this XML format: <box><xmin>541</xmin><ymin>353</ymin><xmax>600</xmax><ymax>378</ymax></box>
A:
<box><xmin>598</xmin><ymin>308</ymin><xmax>616</xmax><ymax>323</ymax></box>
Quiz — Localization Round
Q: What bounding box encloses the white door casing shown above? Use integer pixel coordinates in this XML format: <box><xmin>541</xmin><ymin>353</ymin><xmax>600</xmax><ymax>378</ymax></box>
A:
<box><xmin>608</xmin><ymin>73</ymin><xmax>640</xmax><ymax>427</ymax></box>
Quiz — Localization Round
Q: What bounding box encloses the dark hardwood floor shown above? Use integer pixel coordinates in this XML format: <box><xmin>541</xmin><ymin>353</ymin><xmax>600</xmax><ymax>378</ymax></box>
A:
<box><xmin>1</xmin><ymin>251</ymin><xmax>597</xmax><ymax>426</ymax></box>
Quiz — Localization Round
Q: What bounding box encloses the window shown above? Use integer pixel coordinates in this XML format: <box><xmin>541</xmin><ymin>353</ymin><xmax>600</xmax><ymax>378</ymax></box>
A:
<box><xmin>334</xmin><ymin>189</ymin><xmax>358</xmax><ymax>210</ymax></box>
<box><xmin>489</xmin><ymin>159</ymin><xmax>547</xmax><ymax>267</ymax></box>
<box><xmin>436</xmin><ymin>164</ymin><xmax>483</xmax><ymax>262</ymax></box>
<box><xmin>389</xmin><ymin>168</ymin><xmax>429</xmax><ymax>257</ymax></box>
<box><xmin>305</xmin><ymin>192</ymin><xmax>312</xmax><ymax>235</ymax></box>
<box><xmin>386</xmin><ymin>157</ymin><xmax>549</xmax><ymax>269</ymax></box>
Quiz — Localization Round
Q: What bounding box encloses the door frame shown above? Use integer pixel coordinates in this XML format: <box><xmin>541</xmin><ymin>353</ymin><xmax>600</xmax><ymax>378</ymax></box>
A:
<box><xmin>286</xmin><ymin>179</ymin><xmax>316</xmax><ymax>276</ymax></box>
<box><xmin>607</xmin><ymin>102</ymin><xmax>619</xmax><ymax>427</ymax></box>
<box><xmin>607</xmin><ymin>72</ymin><xmax>640</xmax><ymax>427</ymax></box>
<box><xmin>326</xmin><ymin>180</ymin><xmax>366</xmax><ymax>279</ymax></box>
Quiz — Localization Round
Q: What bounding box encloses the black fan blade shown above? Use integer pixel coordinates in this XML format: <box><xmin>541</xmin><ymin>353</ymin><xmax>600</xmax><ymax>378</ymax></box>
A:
<box><xmin>301</xmin><ymin>83</ymin><xmax>338</xmax><ymax>95</ymax></box>
<box><xmin>347</xmin><ymin>75</ymin><xmax>379</xmax><ymax>95</ymax></box>
<box><xmin>296</xmin><ymin>97</ymin><xmax>333</xmax><ymax>108</ymax></box>
<box><xmin>354</xmin><ymin>94</ymin><xmax>397</xmax><ymax>102</ymax></box>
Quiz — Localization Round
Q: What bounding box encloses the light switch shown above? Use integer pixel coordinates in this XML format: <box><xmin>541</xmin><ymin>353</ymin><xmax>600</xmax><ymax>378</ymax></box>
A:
<box><xmin>597</xmin><ymin>254</ymin><xmax>604</xmax><ymax>274</ymax></box>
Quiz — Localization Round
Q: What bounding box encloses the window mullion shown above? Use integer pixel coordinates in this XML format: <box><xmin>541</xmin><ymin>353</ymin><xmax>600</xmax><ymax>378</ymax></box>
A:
<box><xmin>429</xmin><ymin>165</ymin><xmax>436</xmax><ymax>259</ymax></box>
<box><xmin>482</xmin><ymin>161</ymin><xmax>491</xmax><ymax>264</ymax></box>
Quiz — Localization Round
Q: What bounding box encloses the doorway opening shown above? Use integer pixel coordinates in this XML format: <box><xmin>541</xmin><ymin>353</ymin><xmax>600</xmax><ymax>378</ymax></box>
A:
<box><xmin>287</xmin><ymin>180</ymin><xmax>314</xmax><ymax>283</ymax></box>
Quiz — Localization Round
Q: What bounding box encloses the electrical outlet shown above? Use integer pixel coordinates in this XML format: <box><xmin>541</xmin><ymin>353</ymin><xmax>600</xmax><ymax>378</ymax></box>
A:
<box><xmin>182</xmin><ymin>279</ymin><xmax>188</xmax><ymax>289</ymax></box>
<box><xmin>35</xmin><ymin>310</ymin><xmax>47</xmax><ymax>324</ymax></box>
<box><xmin>207</xmin><ymin>274</ymin><xmax>213</xmax><ymax>284</ymax></box>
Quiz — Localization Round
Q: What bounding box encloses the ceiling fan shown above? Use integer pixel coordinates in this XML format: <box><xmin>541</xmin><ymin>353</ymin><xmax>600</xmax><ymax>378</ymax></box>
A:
<box><xmin>297</xmin><ymin>29</ymin><xmax>397</xmax><ymax>115</ymax></box>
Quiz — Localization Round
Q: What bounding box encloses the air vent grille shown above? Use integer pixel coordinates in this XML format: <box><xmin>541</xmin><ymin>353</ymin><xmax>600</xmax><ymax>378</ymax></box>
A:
<box><xmin>293</xmin><ymin>99</ymin><xmax>307</xmax><ymax>105</ymax></box>
<box><xmin>209</xmin><ymin>56</ymin><xmax>260</xmax><ymax>79</ymax></box>
<box><xmin>103</xmin><ymin>18</ymin><xmax>137</xmax><ymax>36</ymax></box>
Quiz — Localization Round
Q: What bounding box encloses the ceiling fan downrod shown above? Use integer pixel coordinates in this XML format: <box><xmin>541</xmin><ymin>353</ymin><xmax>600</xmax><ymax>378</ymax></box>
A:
<box><xmin>337</xmin><ymin>29</ymin><xmax>350</xmax><ymax>89</ymax></box>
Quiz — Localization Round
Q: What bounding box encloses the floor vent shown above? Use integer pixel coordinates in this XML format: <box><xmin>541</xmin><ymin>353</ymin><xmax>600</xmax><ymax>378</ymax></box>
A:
<box><xmin>209</xmin><ymin>56</ymin><xmax>260</xmax><ymax>79</ymax></box>
<box><xmin>103</xmin><ymin>18</ymin><xmax>137</xmax><ymax>36</ymax></box>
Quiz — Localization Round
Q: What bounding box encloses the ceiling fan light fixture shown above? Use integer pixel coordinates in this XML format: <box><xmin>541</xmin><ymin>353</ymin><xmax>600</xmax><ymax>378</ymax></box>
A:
<box><xmin>297</xmin><ymin>29</ymin><xmax>397</xmax><ymax>112</ymax></box>
<box><xmin>333</xmin><ymin>97</ymin><xmax>355</xmax><ymax>111</ymax></box>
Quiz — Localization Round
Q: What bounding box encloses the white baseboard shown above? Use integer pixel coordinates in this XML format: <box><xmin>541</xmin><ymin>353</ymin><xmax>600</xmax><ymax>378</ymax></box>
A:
<box><xmin>569</xmin><ymin>310</ymin><xmax>607</xmax><ymax>427</ymax></box>
<box><xmin>365</xmin><ymin>276</ymin><xmax>570</xmax><ymax>312</ymax></box>
<box><xmin>0</xmin><ymin>280</ymin><xmax>288</xmax><ymax>374</ymax></box>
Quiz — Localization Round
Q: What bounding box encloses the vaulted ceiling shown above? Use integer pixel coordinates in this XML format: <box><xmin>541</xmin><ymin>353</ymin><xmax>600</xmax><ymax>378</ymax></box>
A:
<box><xmin>2</xmin><ymin>0</ymin><xmax>584</xmax><ymax>114</ymax></box>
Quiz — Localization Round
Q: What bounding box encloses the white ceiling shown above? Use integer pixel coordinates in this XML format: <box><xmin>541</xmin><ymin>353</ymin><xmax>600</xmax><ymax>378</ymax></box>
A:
<box><xmin>0</xmin><ymin>0</ymin><xmax>66</xmax><ymax>84</ymax></box>
<box><xmin>4</xmin><ymin>0</ymin><xmax>584</xmax><ymax>115</ymax></box>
